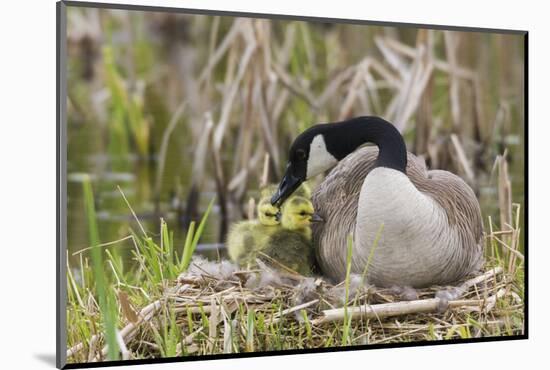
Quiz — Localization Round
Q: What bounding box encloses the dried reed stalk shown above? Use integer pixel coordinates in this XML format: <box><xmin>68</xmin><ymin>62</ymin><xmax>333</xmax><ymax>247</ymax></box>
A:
<box><xmin>154</xmin><ymin>102</ymin><xmax>186</xmax><ymax>205</ymax></box>
<box><xmin>450</xmin><ymin>134</ymin><xmax>475</xmax><ymax>182</ymax></box>
<box><xmin>498</xmin><ymin>154</ymin><xmax>513</xmax><ymax>238</ymax></box>
<box><xmin>66</xmin><ymin>299</ymin><xmax>162</xmax><ymax>359</ymax></box>
<box><xmin>312</xmin><ymin>268</ymin><xmax>502</xmax><ymax>325</ymax></box>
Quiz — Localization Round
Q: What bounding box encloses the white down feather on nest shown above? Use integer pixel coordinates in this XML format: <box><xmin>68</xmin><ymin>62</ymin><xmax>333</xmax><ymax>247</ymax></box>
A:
<box><xmin>178</xmin><ymin>256</ymin><xmax>379</xmax><ymax>309</ymax></box>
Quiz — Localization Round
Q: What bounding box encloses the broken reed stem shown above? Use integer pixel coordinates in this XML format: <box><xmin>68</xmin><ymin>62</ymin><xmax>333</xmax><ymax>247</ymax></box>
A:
<box><xmin>270</xmin><ymin>299</ymin><xmax>320</xmax><ymax>325</ymax></box>
<box><xmin>450</xmin><ymin>134</ymin><xmax>475</xmax><ymax>182</ymax></box>
<box><xmin>207</xmin><ymin>297</ymin><xmax>220</xmax><ymax>353</ymax></box>
<box><xmin>116</xmin><ymin>330</ymin><xmax>131</xmax><ymax>360</ymax></box>
<box><xmin>87</xmin><ymin>335</ymin><xmax>98</xmax><ymax>363</ymax></box>
<box><xmin>506</xmin><ymin>204</ymin><xmax>523</xmax><ymax>276</ymax></box>
<box><xmin>312</xmin><ymin>268</ymin><xmax>503</xmax><ymax>326</ymax></box>
<box><xmin>312</xmin><ymin>299</ymin><xmax>437</xmax><ymax>326</ymax></box>
<box><xmin>498</xmin><ymin>154</ymin><xmax>513</xmax><ymax>256</ymax></box>
<box><xmin>492</xmin><ymin>234</ymin><xmax>524</xmax><ymax>261</ymax></box>
<box><xmin>312</xmin><ymin>294</ymin><xmax>497</xmax><ymax>326</ymax></box>
<box><xmin>67</xmin><ymin>342</ymin><xmax>85</xmax><ymax>358</ymax></box>
<box><xmin>98</xmin><ymin>300</ymin><xmax>162</xmax><ymax>359</ymax></box>
<box><xmin>458</xmin><ymin>267</ymin><xmax>502</xmax><ymax>291</ymax></box>
<box><xmin>66</xmin><ymin>299</ymin><xmax>162</xmax><ymax>359</ymax></box>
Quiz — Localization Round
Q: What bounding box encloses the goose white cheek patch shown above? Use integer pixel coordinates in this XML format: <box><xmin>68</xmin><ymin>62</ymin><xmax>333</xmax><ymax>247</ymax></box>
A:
<box><xmin>306</xmin><ymin>135</ymin><xmax>338</xmax><ymax>178</ymax></box>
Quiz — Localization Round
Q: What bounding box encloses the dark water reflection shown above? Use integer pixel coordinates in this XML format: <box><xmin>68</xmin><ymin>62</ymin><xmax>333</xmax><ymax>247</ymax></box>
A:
<box><xmin>67</xmin><ymin>119</ymin><xmax>224</xmax><ymax>267</ymax></box>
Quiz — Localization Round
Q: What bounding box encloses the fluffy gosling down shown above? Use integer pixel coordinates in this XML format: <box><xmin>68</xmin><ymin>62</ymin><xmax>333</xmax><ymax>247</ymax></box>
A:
<box><xmin>226</xmin><ymin>185</ymin><xmax>280</xmax><ymax>267</ymax></box>
<box><xmin>263</xmin><ymin>193</ymin><xmax>318</xmax><ymax>275</ymax></box>
<box><xmin>226</xmin><ymin>184</ymin><xmax>318</xmax><ymax>275</ymax></box>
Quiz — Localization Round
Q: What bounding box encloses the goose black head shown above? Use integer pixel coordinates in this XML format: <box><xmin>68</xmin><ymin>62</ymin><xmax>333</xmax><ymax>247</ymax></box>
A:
<box><xmin>271</xmin><ymin>116</ymin><xmax>407</xmax><ymax>206</ymax></box>
<box><xmin>271</xmin><ymin>125</ymin><xmax>338</xmax><ymax>206</ymax></box>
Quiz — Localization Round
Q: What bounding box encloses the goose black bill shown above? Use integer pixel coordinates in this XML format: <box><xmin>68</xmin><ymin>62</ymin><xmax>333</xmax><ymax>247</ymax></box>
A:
<box><xmin>271</xmin><ymin>166</ymin><xmax>302</xmax><ymax>206</ymax></box>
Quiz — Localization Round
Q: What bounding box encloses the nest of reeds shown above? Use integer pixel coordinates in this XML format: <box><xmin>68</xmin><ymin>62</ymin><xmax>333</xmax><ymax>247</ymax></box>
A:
<box><xmin>68</xmin><ymin>252</ymin><xmax>523</xmax><ymax>362</ymax></box>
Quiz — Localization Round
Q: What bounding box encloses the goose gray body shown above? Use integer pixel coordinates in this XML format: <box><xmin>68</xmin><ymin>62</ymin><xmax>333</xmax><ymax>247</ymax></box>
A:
<box><xmin>312</xmin><ymin>146</ymin><xmax>484</xmax><ymax>287</ymax></box>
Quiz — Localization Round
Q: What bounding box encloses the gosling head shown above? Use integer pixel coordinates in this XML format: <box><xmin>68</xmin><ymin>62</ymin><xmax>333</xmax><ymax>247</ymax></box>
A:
<box><xmin>271</xmin><ymin>125</ymin><xmax>339</xmax><ymax>206</ymax></box>
<box><xmin>258</xmin><ymin>198</ymin><xmax>281</xmax><ymax>226</ymax></box>
<box><xmin>281</xmin><ymin>196</ymin><xmax>316</xmax><ymax>230</ymax></box>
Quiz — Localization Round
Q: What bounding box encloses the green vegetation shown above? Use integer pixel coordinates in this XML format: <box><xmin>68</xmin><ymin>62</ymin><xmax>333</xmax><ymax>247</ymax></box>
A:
<box><xmin>66</xmin><ymin>183</ymin><xmax>523</xmax><ymax>362</ymax></box>
<box><xmin>81</xmin><ymin>176</ymin><xmax>119</xmax><ymax>360</ymax></box>
<box><xmin>67</xmin><ymin>183</ymin><xmax>215</xmax><ymax>361</ymax></box>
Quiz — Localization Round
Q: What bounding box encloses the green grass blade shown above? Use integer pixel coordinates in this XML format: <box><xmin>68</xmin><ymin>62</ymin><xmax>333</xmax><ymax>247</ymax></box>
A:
<box><xmin>82</xmin><ymin>175</ymin><xmax>119</xmax><ymax>360</ymax></box>
<box><xmin>181</xmin><ymin>197</ymin><xmax>216</xmax><ymax>271</ymax></box>
<box><xmin>246</xmin><ymin>310</ymin><xmax>255</xmax><ymax>352</ymax></box>
<box><xmin>180</xmin><ymin>221</ymin><xmax>196</xmax><ymax>271</ymax></box>
<box><xmin>342</xmin><ymin>234</ymin><xmax>353</xmax><ymax>346</ymax></box>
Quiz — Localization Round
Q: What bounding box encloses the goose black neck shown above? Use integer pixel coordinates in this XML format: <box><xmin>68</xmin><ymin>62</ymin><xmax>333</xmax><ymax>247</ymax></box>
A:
<box><xmin>323</xmin><ymin>116</ymin><xmax>407</xmax><ymax>173</ymax></box>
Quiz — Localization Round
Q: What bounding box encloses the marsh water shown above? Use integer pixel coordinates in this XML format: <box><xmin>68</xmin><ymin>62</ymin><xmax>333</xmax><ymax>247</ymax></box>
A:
<box><xmin>67</xmin><ymin>119</ymin><xmax>224</xmax><ymax>266</ymax></box>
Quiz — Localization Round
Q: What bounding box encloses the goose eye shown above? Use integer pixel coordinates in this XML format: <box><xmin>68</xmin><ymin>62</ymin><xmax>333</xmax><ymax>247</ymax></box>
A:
<box><xmin>299</xmin><ymin>211</ymin><xmax>307</xmax><ymax>216</ymax></box>
<box><xmin>296</xmin><ymin>149</ymin><xmax>306</xmax><ymax>160</ymax></box>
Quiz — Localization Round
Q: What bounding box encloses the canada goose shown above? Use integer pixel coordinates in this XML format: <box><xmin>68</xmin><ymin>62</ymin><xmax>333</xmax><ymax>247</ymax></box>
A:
<box><xmin>271</xmin><ymin>116</ymin><xmax>483</xmax><ymax>288</ymax></box>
